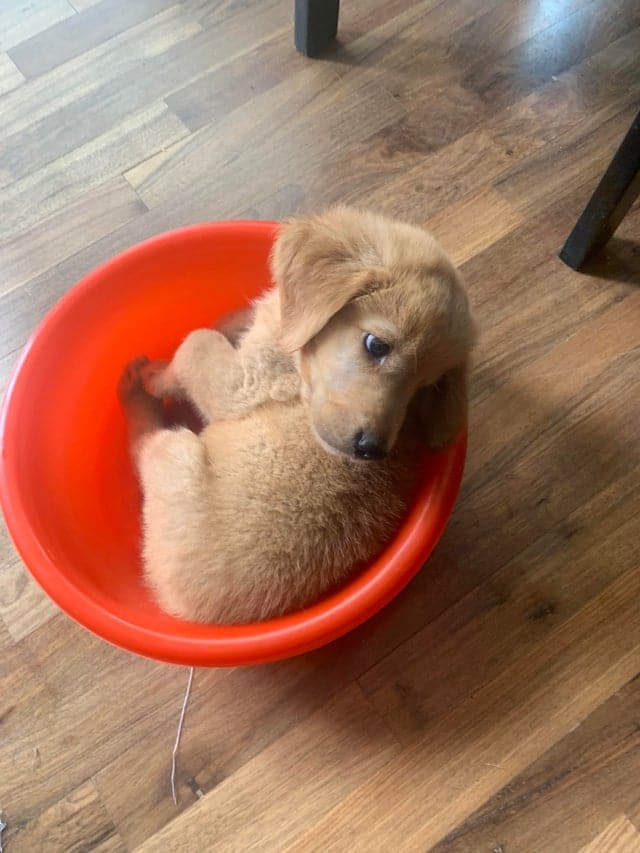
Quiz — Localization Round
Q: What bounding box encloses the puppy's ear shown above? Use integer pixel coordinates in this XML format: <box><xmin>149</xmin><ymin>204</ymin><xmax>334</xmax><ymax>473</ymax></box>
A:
<box><xmin>271</xmin><ymin>216</ymin><xmax>375</xmax><ymax>352</ymax></box>
<box><xmin>415</xmin><ymin>363</ymin><xmax>468</xmax><ymax>449</ymax></box>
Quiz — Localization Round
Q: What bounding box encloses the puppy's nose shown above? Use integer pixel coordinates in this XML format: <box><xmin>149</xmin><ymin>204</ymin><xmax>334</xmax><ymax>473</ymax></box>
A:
<box><xmin>353</xmin><ymin>431</ymin><xmax>387</xmax><ymax>460</ymax></box>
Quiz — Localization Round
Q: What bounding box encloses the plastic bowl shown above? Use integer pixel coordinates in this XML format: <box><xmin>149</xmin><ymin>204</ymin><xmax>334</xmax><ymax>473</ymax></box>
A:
<box><xmin>0</xmin><ymin>221</ymin><xmax>465</xmax><ymax>667</ymax></box>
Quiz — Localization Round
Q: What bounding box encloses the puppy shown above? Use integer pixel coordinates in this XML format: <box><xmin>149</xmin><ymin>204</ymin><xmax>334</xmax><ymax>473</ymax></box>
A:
<box><xmin>118</xmin><ymin>207</ymin><xmax>475</xmax><ymax>623</ymax></box>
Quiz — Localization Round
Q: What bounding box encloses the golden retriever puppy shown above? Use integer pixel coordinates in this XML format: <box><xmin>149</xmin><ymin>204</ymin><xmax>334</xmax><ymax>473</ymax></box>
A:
<box><xmin>118</xmin><ymin>207</ymin><xmax>475</xmax><ymax>623</ymax></box>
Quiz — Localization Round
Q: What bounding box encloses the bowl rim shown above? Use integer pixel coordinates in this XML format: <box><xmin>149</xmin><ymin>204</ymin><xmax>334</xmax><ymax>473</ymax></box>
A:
<box><xmin>0</xmin><ymin>221</ymin><xmax>466</xmax><ymax>667</ymax></box>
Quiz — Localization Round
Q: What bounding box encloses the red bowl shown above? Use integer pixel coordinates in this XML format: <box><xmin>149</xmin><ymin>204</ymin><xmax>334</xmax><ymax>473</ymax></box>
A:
<box><xmin>0</xmin><ymin>221</ymin><xmax>465</xmax><ymax>667</ymax></box>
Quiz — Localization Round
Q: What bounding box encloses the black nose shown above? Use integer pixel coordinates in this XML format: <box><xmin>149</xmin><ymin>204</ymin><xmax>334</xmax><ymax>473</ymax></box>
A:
<box><xmin>352</xmin><ymin>431</ymin><xmax>387</xmax><ymax>460</ymax></box>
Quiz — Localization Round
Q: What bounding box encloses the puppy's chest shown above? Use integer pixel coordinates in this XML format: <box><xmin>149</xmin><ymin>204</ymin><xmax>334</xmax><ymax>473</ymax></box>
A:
<box><xmin>242</xmin><ymin>344</ymin><xmax>300</xmax><ymax>405</ymax></box>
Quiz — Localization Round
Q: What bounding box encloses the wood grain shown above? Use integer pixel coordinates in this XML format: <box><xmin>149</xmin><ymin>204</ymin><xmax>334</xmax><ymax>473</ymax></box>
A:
<box><xmin>3</xmin><ymin>781</ymin><xmax>125</xmax><ymax>853</ymax></box>
<box><xmin>0</xmin><ymin>176</ymin><xmax>146</xmax><ymax>297</ymax></box>
<box><xmin>426</xmin><ymin>187</ymin><xmax>524</xmax><ymax>265</ymax></box>
<box><xmin>1</xmin><ymin>102</ymin><xmax>187</xmax><ymax>239</ymax></box>
<box><xmin>0</xmin><ymin>529</ymin><xmax>58</xmax><ymax>643</ymax></box>
<box><xmin>581</xmin><ymin>817</ymin><xmax>640</xmax><ymax>853</ymax></box>
<box><xmin>1</xmin><ymin>618</ymin><xmax>185</xmax><ymax>823</ymax></box>
<box><xmin>0</xmin><ymin>0</ymin><xmax>639</xmax><ymax>850</ymax></box>
<box><xmin>136</xmin><ymin>684</ymin><xmax>400</xmax><ymax>852</ymax></box>
<box><xmin>7</xmin><ymin>0</ymin><xmax>175</xmax><ymax>79</ymax></box>
<box><xmin>143</xmin><ymin>568</ymin><xmax>640</xmax><ymax>852</ymax></box>
<box><xmin>124</xmin><ymin>77</ymin><xmax>406</xmax><ymax>210</ymax></box>
<box><xmin>432</xmin><ymin>679</ymin><xmax>640</xmax><ymax>851</ymax></box>
<box><xmin>0</xmin><ymin>0</ymin><xmax>75</xmax><ymax>53</ymax></box>
<box><xmin>0</xmin><ymin>5</ymin><xmax>202</xmax><ymax>188</ymax></box>
<box><xmin>0</xmin><ymin>53</ymin><xmax>24</xmax><ymax>97</ymax></box>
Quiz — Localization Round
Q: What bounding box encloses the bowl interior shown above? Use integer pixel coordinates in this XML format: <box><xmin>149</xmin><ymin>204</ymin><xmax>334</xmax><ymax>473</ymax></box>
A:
<box><xmin>0</xmin><ymin>222</ymin><xmax>465</xmax><ymax>666</ymax></box>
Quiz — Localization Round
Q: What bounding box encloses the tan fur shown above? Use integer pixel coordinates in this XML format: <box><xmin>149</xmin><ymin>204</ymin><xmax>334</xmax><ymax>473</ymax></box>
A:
<box><xmin>124</xmin><ymin>207</ymin><xmax>476</xmax><ymax>624</ymax></box>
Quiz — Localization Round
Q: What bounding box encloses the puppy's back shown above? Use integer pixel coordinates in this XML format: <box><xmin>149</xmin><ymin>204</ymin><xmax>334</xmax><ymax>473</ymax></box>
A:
<box><xmin>143</xmin><ymin>404</ymin><xmax>420</xmax><ymax>623</ymax></box>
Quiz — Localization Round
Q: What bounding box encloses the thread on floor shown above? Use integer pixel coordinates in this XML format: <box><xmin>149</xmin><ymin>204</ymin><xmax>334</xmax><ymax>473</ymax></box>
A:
<box><xmin>171</xmin><ymin>667</ymin><xmax>195</xmax><ymax>805</ymax></box>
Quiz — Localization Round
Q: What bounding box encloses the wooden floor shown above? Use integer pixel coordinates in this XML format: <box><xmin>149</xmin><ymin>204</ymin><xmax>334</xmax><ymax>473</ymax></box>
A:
<box><xmin>1</xmin><ymin>0</ymin><xmax>640</xmax><ymax>850</ymax></box>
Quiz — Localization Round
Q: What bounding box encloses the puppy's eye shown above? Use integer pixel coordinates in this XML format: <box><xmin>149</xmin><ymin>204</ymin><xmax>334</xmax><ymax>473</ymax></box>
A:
<box><xmin>363</xmin><ymin>333</ymin><xmax>391</xmax><ymax>360</ymax></box>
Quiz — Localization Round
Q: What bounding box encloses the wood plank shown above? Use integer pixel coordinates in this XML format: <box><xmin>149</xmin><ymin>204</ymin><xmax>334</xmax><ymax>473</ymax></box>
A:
<box><xmin>319</xmin><ymin>26</ymin><xmax>640</xmax><ymax>220</ymax></box>
<box><xmin>134</xmin><ymin>684</ymin><xmax>400</xmax><ymax>853</ymax></box>
<box><xmin>0</xmin><ymin>5</ymin><xmax>202</xmax><ymax>188</ymax></box>
<box><xmin>359</xmin><ymin>461</ymin><xmax>640</xmax><ymax>740</ymax></box>
<box><xmin>372</xmin><ymin>0</ymin><xmax>596</xmax><ymax>116</ymax></box>
<box><xmin>0</xmin><ymin>615</ymin><xmax>13</xmax><ymax>655</ymax></box>
<box><xmin>125</xmin><ymin>0</ymin><xmax>514</xmax><ymax>208</ymax></box>
<box><xmin>482</xmin><ymin>27</ymin><xmax>640</xmax><ymax>162</ymax></box>
<box><xmin>435</xmin><ymin>291</ymin><xmax>640</xmax><ymax>596</ymax></box>
<box><xmin>69</xmin><ymin>0</ymin><xmax>106</xmax><ymax>10</ymax></box>
<box><xmin>124</xmin><ymin>77</ymin><xmax>406</xmax><ymax>211</ymax></box>
<box><xmin>467</xmin><ymin>280</ymin><xmax>640</xmax><ymax>467</ymax></box>
<box><xmin>283</xmin><ymin>567</ymin><xmax>640</xmax><ymax>852</ymax></box>
<box><xmin>497</xmin><ymin>103</ymin><xmax>640</xmax><ymax>219</ymax></box>
<box><xmin>3</xmin><ymin>781</ymin><xmax>126</xmax><ymax>853</ymax></box>
<box><xmin>131</xmin><ymin>0</ymin><xmax>547</xmax><ymax>208</ymax></box>
<box><xmin>166</xmin><ymin>0</ymin><xmax>482</xmax><ymax>134</ymax></box>
<box><xmin>0</xmin><ymin>0</ymin><xmax>75</xmax><ymax>53</ymax></box>
<box><xmin>8</xmin><ymin>0</ymin><xmax>176</xmax><ymax>79</ymax></box>
<box><xmin>95</xmin><ymin>651</ymin><xmax>381</xmax><ymax>848</ymax></box>
<box><xmin>627</xmin><ymin>797</ymin><xmax>640</xmax><ymax>840</ymax></box>
<box><xmin>0</xmin><ymin>264</ymin><xmax>73</xmax><ymax>360</ymax></box>
<box><xmin>0</xmin><ymin>524</ymin><xmax>58</xmax><ymax>643</ymax></box>
<box><xmin>426</xmin><ymin>188</ymin><xmax>524</xmax><ymax>266</ymax></box>
<box><xmin>165</xmin><ymin>27</ymin><xmax>297</xmax><ymax>133</ymax></box>
<box><xmin>432</xmin><ymin>680</ymin><xmax>640</xmax><ymax>851</ymax></box>
<box><xmin>462</xmin><ymin>0</ymin><xmax>640</xmax><ymax>109</ymax></box>
<box><xmin>182</xmin><ymin>0</ymin><xmax>292</xmax><ymax>33</ymax></box>
<box><xmin>237</xmin><ymin>184</ymin><xmax>307</xmax><ymax>222</ymax></box>
<box><xmin>461</xmin><ymin>200</ymin><xmax>640</xmax><ymax>405</ymax></box>
<box><xmin>0</xmin><ymin>347</ymin><xmax>22</xmax><ymax>393</ymax></box>
<box><xmin>0</xmin><ymin>52</ymin><xmax>24</xmax><ymax>97</ymax></box>
<box><xmin>0</xmin><ymin>102</ymin><xmax>187</xmax><ymax>239</ymax></box>
<box><xmin>0</xmin><ymin>617</ymin><xmax>193</xmax><ymax>823</ymax></box>
<box><xmin>317</xmin><ymin>127</ymin><xmax>516</xmax><ymax>220</ymax></box>
<box><xmin>581</xmin><ymin>817</ymin><xmax>640</xmax><ymax>853</ymax></box>
<box><xmin>0</xmin><ymin>176</ymin><xmax>146</xmax><ymax>298</ymax></box>
<box><xmin>8</xmin><ymin>0</ymin><xmax>292</xmax><ymax>82</ymax></box>
<box><xmin>450</xmin><ymin>0</ymin><xmax>593</xmax><ymax>66</ymax></box>
<box><xmin>167</xmin><ymin>0</ymin><xmax>441</xmax><ymax>132</ymax></box>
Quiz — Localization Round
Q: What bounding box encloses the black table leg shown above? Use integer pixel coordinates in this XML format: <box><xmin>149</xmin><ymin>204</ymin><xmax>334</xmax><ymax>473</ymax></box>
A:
<box><xmin>295</xmin><ymin>0</ymin><xmax>340</xmax><ymax>57</ymax></box>
<box><xmin>559</xmin><ymin>110</ymin><xmax>640</xmax><ymax>270</ymax></box>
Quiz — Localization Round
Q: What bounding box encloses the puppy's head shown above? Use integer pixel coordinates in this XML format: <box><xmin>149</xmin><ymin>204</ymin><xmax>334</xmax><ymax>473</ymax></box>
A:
<box><xmin>271</xmin><ymin>206</ymin><xmax>476</xmax><ymax>460</ymax></box>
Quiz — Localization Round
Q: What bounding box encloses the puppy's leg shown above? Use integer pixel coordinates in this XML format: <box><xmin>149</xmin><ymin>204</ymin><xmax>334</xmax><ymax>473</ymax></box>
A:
<box><xmin>118</xmin><ymin>357</ymin><xmax>165</xmax><ymax>454</ymax></box>
<box><xmin>142</xmin><ymin>329</ymin><xmax>247</xmax><ymax>423</ymax></box>
<box><xmin>137</xmin><ymin>424</ymin><xmax>215</xmax><ymax>622</ymax></box>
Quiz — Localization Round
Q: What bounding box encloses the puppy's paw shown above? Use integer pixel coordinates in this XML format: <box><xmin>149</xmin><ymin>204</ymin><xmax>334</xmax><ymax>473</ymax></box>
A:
<box><xmin>119</xmin><ymin>357</ymin><xmax>164</xmax><ymax>446</ymax></box>
<box><xmin>118</xmin><ymin>356</ymin><xmax>151</xmax><ymax>406</ymax></box>
<box><xmin>140</xmin><ymin>358</ymin><xmax>171</xmax><ymax>398</ymax></box>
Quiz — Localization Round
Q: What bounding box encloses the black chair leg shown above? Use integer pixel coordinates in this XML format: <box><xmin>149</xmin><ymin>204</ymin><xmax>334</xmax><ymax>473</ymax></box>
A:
<box><xmin>559</xmin><ymin>109</ymin><xmax>640</xmax><ymax>270</ymax></box>
<box><xmin>294</xmin><ymin>0</ymin><xmax>340</xmax><ymax>57</ymax></box>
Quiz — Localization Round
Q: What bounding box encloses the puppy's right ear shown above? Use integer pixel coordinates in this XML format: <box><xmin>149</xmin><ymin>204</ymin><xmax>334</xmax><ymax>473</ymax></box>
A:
<box><xmin>271</xmin><ymin>215</ymin><xmax>377</xmax><ymax>352</ymax></box>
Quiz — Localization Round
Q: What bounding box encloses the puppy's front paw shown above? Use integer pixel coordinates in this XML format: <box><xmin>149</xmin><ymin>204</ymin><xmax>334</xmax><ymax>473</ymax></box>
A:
<box><xmin>118</xmin><ymin>357</ymin><xmax>164</xmax><ymax>447</ymax></box>
<box><xmin>140</xmin><ymin>358</ymin><xmax>171</xmax><ymax>398</ymax></box>
<box><xmin>118</xmin><ymin>356</ymin><xmax>150</xmax><ymax>406</ymax></box>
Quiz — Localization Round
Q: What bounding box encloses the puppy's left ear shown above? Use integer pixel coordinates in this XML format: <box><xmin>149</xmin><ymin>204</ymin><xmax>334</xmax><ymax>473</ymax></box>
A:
<box><xmin>271</xmin><ymin>214</ymin><xmax>377</xmax><ymax>352</ymax></box>
<box><xmin>415</xmin><ymin>363</ymin><xmax>469</xmax><ymax>449</ymax></box>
